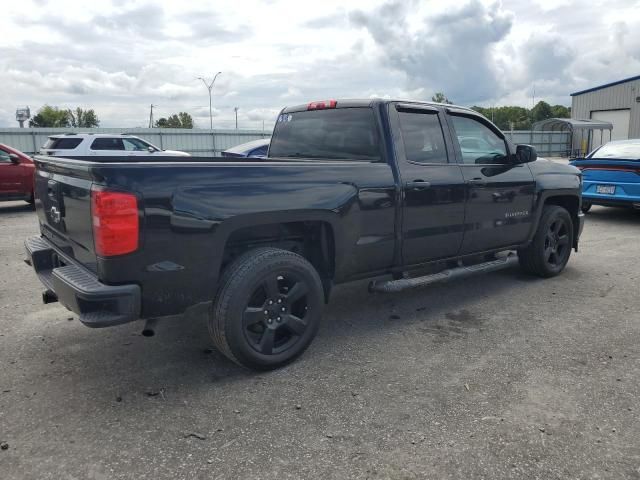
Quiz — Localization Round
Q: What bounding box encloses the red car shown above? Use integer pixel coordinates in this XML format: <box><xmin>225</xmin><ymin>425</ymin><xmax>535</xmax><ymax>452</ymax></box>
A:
<box><xmin>0</xmin><ymin>144</ymin><xmax>35</xmax><ymax>204</ymax></box>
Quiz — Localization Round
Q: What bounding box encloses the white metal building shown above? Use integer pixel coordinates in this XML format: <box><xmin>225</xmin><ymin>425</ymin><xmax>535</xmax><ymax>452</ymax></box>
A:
<box><xmin>571</xmin><ymin>75</ymin><xmax>640</xmax><ymax>151</ymax></box>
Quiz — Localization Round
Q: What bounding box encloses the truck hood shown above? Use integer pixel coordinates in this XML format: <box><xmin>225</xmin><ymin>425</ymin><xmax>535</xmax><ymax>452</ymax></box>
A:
<box><xmin>530</xmin><ymin>157</ymin><xmax>581</xmax><ymax>175</ymax></box>
<box><xmin>160</xmin><ymin>150</ymin><xmax>191</xmax><ymax>157</ymax></box>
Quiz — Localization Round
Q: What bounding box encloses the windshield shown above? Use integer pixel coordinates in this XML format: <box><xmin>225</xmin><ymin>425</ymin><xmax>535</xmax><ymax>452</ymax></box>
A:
<box><xmin>268</xmin><ymin>107</ymin><xmax>381</xmax><ymax>161</ymax></box>
<box><xmin>588</xmin><ymin>141</ymin><xmax>640</xmax><ymax>160</ymax></box>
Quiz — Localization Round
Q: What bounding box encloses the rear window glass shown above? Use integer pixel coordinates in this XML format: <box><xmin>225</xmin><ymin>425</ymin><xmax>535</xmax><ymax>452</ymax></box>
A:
<box><xmin>268</xmin><ymin>108</ymin><xmax>381</xmax><ymax>161</ymax></box>
<box><xmin>589</xmin><ymin>142</ymin><xmax>640</xmax><ymax>160</ymax></box>
<box><xmin>44</xmin><ymin>138</ymin><xmax>82</xmax><ymax>150</ymax></box>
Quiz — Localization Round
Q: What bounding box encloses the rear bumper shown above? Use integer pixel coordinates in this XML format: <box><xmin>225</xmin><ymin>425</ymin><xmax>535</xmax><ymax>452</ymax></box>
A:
<box><xmin>583</xmin><ymin>194</ymin><xmax>640</xmax><ymax>208</ymax></box>
<box><xmin>583</xmin><ymin>181</ymin><xmax>640</xmax><ymax>207</ymax></box>
<box><xmin>24</xmin><ymin>235</ymin><xmax>141</xmax><ymax>328</ymax></box>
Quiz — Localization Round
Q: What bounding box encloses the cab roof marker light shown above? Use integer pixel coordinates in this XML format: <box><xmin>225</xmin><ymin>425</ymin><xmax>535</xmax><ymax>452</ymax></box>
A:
<box><xmin>307</xmin><ymin>100</ymin><xmax>337</xmax><ymax>110</ymax></box>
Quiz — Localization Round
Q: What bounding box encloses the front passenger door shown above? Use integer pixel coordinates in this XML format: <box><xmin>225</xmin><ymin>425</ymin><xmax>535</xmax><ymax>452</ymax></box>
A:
<box><xmin>447</xmin><ymin>112</ymin><xmax>535</xmax><ymax>254</ymax></box>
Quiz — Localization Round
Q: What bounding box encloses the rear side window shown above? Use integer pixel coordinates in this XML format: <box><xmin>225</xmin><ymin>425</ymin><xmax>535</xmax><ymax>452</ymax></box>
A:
<box><xmin>398</xmin><ymin>111</ymin><xmax>448</xmax><ymax>164</ymax></box>
<box><xmin>43</xmin><ymin>137</ymin><xmax>82</xmax><ymax>150</ymax></box>
<box><xmin>91</xmin><ymin>138</ymin><xmax>125</xmax><ymax>150</ymax></box>
<box><xmin>268</xmin><ymin>108</ymin><xmax>381</xmax><ymax>161</ymax></box>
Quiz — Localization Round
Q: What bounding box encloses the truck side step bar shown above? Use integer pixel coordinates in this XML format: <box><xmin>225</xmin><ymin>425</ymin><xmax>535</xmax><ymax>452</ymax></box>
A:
<box><xmin>368</xmin><ymin>252</ymin><xmax>519</xmax><ymax>293</ymax></box>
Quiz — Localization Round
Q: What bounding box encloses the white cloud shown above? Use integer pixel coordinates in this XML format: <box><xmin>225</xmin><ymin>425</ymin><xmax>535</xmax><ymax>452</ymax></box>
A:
<box><xmin>0</xmin><ymin>0</ymin><xmax>639</xmax><ymax>127</ymax></box>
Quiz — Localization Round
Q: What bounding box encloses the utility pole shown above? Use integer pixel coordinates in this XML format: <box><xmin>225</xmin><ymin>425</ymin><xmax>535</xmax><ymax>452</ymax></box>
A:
<box><xmin>148</xmin><ymin>104</ymin><xmax>155</xmax><ymax>128</ymax></box>
<box><xmin>197</xmin><ymin>72</ymin><xmax>222</xmax><ymax>130</ymax></box>
<box><xmin>234</xmin><ymin>107</ymin><xmax>239</xmax><ymax>129</ymax></box>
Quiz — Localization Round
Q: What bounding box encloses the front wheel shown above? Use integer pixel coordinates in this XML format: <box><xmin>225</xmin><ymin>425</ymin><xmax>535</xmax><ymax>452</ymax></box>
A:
<box><xmin>518</xmin><ymin>205</ymin><xmax>574</xmax><ymax>278</ymax></box>
<box><xmin>209</xmin><ymin>248</ymin><xmax>325</xmax><ymax>370</ymax></box>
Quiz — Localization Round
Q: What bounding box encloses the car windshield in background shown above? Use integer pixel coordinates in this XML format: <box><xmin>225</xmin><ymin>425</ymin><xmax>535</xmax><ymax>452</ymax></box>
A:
<box><xmin>589</xmin><ymin>141</ymin><xmax>640</xmax><ymax>160</ymax></box>
<box><xmin>43</xmin><ymin>137</ymin><xmax>83</xmax><ymax>149</ymax></box>
<box><xmin>268</xmin><ymin>107</ymin><xmax>381</xmax><ymax>161</ymax></box>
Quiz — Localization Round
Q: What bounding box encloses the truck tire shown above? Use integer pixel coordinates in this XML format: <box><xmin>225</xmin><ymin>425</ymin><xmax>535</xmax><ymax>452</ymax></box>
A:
<box><xmin>581</xmin><ymin>201</ymin><xmax>591</xmax><ymax>213</ymax></box>
<box><xmin>518</xmin><ymin>205</ymin><xmax>573</xmax><ymax>278</ymax></box>
<box><xmin>209</xmin><ymin>247</ymin><xmax>325</xmax><ymax>370</ymax></box>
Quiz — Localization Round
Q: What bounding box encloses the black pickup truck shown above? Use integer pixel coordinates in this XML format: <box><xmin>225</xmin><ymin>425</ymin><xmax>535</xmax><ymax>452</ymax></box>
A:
<box><xmin>25</xmin><ymin>99</ymin><xmax>584</xmax><ymax>370</ymax></box>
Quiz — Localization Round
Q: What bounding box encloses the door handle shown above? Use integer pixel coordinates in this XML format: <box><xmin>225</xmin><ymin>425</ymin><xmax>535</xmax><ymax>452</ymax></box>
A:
<box><xmin>466</xmin><ymin>178</ymin><xmax>486</xmax><ymax>187</ymax></box>
<box><xmin>405</xmin><ymin>180</ymin><xmax>431</xmax><ymax>190</ymax></box>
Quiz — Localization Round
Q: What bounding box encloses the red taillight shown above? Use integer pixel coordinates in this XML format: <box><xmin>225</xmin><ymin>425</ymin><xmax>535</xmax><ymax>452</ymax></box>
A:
<box><xmin>307</xmin><ymin>99</ymin><xmax>337</xmax><ymax>110</ymax></box>
<box><xmin>91</xmin><ymin>188</ymin><xmax>139</xmax><ymax>257</ymax></box>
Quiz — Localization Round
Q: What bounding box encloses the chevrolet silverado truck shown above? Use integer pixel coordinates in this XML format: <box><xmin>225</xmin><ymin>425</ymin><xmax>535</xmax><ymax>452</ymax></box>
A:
<box><xmin>25</xmin><ymin>99</ymin><xmax>584</xmax><ymax>370</ymax></box>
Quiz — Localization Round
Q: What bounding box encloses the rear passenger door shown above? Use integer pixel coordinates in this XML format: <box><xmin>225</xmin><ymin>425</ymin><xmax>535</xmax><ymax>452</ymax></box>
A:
<box><xmin>391</xmin><ymin>103</ymin><xmax>466</xmax><ymax>266</ymax></box>
<box><xmin>446</xmin><ymin>111</ymin><xmax>535</xmax><ymax>254</ymax></box>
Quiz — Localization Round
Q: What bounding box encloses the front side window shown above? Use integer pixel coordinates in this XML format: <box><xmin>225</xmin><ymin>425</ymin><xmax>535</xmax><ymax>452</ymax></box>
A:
<box><xmin>269</xmin><ymin>107</ymin><xmax>381</xmax><ymax>161</ymax></box>
<box><xmin>91</xmin><ymin>138</ymin><xmax>125</xmax><ymax>150</ymax></box>
<box><xmin>123</xmin><ymin>138</ymin><xmax>152</xmax><ymax>151</ymax></box>
<box><xmin>450</xmin><ymin>115</ymin><xmax>508</xmax><ymax>164</ymax></box>
<box><xmin>0</xmin><ymin>150</ymin><xmax>11</xmax><ymax>162</ymax></box>
<box><xmin>397</xmin><ymin>111</ymin><xmax>448</xmax><ymax>164</ymax></box>
<box><xmin>250</xmin><ymin>145</ymin><xmax>268</xmax><ymax>157</ymax></box>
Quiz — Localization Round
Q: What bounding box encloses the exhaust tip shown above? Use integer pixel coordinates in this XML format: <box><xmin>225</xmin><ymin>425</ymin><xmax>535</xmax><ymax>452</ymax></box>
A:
<box><xmin>141</xmin><ymin>318</ymin><xmax>158</xmax><ymax>337</ymax></box>
<box><xmin>141</xmin><ymin>328</ymin><xmax>155</xmax><ymax>337</ymax></box>
<box><xmin>42</xmin><ymin>289</ymin><xmax>58</xmax><ymax>304</ymax></box>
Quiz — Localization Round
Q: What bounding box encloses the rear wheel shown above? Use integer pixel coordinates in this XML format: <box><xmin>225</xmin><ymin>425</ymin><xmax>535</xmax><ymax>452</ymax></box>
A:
<box><xmin>518</xmin><ymin>205</ymin><xmax>573</xmax><ymax>278</ymax></box>
<box><xmin>581</xmin><ymin>201</ymin><xmax>592</xmax><ymax>213</ymax></box>
<box><xmin>209</xmin><ymin>248</ymin><xmax>324</xmax><ymax>370</ymax></box>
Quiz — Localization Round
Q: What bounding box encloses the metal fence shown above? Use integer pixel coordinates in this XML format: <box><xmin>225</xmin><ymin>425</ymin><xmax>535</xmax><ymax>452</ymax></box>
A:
<box><xmin>0</xmin><ymin>127</ymin><xmax>271</xmax><ymax>157</ymax></box>
<box><xmin>0</xmin><ymin>128</ymin><xmax>570</xmax><ymax>158</ymax></box>
<box><xmin>503</xmin><ymin>131</ymin><xmax>570</xmax><ymax>157</ymax></box>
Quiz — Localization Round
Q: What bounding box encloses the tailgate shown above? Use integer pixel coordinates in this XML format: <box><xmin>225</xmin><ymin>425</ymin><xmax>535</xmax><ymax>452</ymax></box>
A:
<box><xmin>33</xmin><ymin>157</ymin><xmax>97</xmax><ymax>272</ymax></box>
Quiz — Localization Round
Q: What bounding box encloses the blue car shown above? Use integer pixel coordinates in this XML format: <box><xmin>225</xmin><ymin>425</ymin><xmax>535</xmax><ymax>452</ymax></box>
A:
<box><xmin>221</xmin><ymin>138</ymin><xmax>270</xmax><ymax>159</ymax></box>
<box><xmin>570</xmin><ymin>139</ymin><xmax>640</xmax><ymax>213</ymax></box>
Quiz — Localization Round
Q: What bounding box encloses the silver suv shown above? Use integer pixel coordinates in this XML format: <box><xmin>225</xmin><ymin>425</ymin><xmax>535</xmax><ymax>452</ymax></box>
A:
<box><xmin>40</xmin><ymin>134</ymin><xmax>190</xmax><ymax>158</ymax></box>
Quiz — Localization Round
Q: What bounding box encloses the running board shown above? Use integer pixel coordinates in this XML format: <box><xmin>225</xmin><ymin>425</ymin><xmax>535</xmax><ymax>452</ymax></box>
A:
<box><xmin>368</xmin><ymin>253</ymin><xmax>519</xmax><ymax>293</ymax></box>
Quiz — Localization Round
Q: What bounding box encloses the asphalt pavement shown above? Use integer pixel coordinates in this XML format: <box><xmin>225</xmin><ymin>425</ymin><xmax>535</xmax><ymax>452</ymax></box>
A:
<box><xmin>1</xmin><ymin>200</ymin><xmax>639</xmax><ymax>479</ymax></box>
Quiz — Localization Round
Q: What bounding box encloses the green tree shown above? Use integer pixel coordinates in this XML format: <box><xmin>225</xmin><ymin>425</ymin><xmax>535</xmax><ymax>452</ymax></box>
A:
<box><xmin>155</xmin><ymin>112</ymin><xmax>194</xmax><ymax>129</ymax></box>
<box><xmin>431</xmin><ymin>92</ymin><xmax>453</xmax><ymax>104</ymax></box>
<box><xmin>471</xmin><ymin>105</ymin><xmax>531</xmax><ymax>130</ymax></box>
<box><xmin>551</xmin><ymin>104</ymin><xmax>570</xmax><ymax>118</ymax></box>
<box><xmin>68</xmin><ymin>108</ymin><xmax>100</xmax><ymax>128</ymax></box>
<box><xmin>29</xmin><ymin>105</ymin><xmax>71</xmax><ymax>127</ymax></box>
<box><xmin>531</xmin><ymin>101</ymin><xmax>554</xmax><ymax>123</ymax></box>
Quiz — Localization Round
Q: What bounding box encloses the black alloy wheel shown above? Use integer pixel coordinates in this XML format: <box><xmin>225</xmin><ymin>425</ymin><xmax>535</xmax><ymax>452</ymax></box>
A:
<box><xmin>544</xmin><ymin>217</ymin><xmax>571</xmax><ymax>268</ymax></box>
<box><xmin>209</xmin><ymin>248</ymin><xmax>324</xmax><ymax>370</ymax></box>
<box><xmin>242</xmin><ymin>272</ymin><xmax>311</xmax><ymax>356</ymax></box>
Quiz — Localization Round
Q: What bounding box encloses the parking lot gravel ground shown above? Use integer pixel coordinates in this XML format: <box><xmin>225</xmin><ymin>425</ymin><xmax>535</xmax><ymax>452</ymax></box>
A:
<box><xmin>1</xmin><ymin>200</ymin><xmax>639</xmax><ymax>479</ymax></box>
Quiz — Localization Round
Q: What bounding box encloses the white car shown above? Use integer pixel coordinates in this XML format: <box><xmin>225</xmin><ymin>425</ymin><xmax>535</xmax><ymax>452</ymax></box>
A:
<box><xmin>40</xmin><ymin>134</ymin><xmax>190</xmax><ymax>158</ymax></box>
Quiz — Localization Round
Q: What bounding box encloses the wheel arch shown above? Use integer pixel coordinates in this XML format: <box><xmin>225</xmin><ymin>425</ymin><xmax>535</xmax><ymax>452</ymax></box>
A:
<box><xmin>218</xmin><ymin>218</ymin><xmax>337</xmax><ymax>302</ymax></box>
<box><xmin>530</xmin><ymin>192</ymin><xmax>581</xmax><ymax>250</ymax></box>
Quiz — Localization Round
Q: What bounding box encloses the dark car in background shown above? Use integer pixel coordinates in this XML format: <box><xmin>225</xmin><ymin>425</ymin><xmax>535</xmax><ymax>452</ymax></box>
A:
<box><xmin>571</xmin><ymin>139</ymin><xmax>640</xmax><ymax>212</ymax></box>
<box><xmin>0</xmin><ymin>144</ymin><xmax>35</xmax><ymax>204</ymax></box>
<box><xmin>222</xmin><ymin>138</ymin><xmax>270</xmax><ymax>158</ymax></box>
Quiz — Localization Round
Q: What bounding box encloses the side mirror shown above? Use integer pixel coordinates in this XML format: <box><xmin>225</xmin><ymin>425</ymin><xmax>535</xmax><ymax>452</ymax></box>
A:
<box><xmin>147</xmin><ymin>146</ymin><xmax>155</xmax><ymax>153</ymax></box>
<box><xmin>515</xmin><ymin>144</ymin><xmax>537</xmax><ymax>164</ymax></box>
<box><xmin>9</xmin><ymin>153</ymin><xmax>20</xmax><ymax>164</ymax></box>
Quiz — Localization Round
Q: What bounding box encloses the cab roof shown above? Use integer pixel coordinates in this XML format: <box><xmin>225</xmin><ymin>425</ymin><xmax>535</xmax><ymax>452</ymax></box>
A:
<box><xmin>281</xmin><ymin>98</ymin><xmax>477</xmax><ymax>115</ymax></box>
